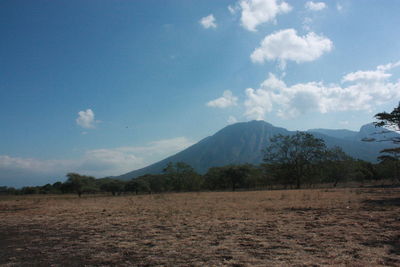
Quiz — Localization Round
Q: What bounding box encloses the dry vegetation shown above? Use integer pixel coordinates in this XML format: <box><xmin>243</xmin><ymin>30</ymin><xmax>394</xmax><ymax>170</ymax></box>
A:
<box><xmin>1</xmin><ymin>188</ymin><xmax>400</xmax><ymax>266</ymax></box>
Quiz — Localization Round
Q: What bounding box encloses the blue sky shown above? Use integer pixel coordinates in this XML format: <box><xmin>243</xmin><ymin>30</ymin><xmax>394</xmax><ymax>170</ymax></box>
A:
<box><xmin>1</xmin><ymin>0</ymin><xmax>400</xmax><ymax>187</ymax></box>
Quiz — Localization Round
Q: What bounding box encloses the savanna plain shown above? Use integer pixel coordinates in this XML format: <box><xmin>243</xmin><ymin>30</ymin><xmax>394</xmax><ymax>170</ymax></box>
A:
<box><xmin>1</xmin><ymin>188</ymin><xmax>400</xmax><ymax>266</ymax></box>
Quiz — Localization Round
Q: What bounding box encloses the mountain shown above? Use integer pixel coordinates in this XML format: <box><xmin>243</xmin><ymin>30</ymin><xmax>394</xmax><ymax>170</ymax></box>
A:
<box><xmin>116</xmin><ymin>121</ymin><xmax>399</xmax><ymax>180</ymax></box>
<box><xmin>307</xmin><ymin>128</ymin><xmax>358</xmax><ymax>140</ymax></box>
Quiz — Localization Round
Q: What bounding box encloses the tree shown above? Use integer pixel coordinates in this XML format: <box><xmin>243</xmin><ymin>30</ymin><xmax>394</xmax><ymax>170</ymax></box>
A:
<box><xmin>374</xmin><ymin>103</ymin><xmax>400</xmax><ymax>182</ymax></box>
<box><xmin>204</xmin><ymin>166</ymin><xmax>230</xmax><ymax>190</ymax></box>
<box><xmin>374</xmin><ymin>102</ymin><xmax>400</xmax><ymax>143</ymax></box>
<box><xmin>124</xmin><ymin>179</ymin><xmax>140</xmax><ymax>194</ymax></box>
<box><xmin>99</xmin><ymin>179</ymin><xmax>125</xmax><ymax>196</ymax></box>
<box><xmin>65</xmin><ymin>173</ymin><xmax>98</xmax><ymax>197</ymax></box>
<box><xmin>263</xmin><ymin>132</ymin><xmax>327</xmax><ymax>189</ymax></box>
<box><xmin>204</xmin><ymin>164</ymin><xmax>254</xmax><ymax>191</ymax></box>
<box><xmin>374</xmin><ymin>102</ymin><xmax>400</xmax><ymax>154</ymax></box>
<box><xmin>135</xmin><ymin>174</ymin><xmax>166</xmax><ymax>194</ymax></box>
<box><xmin>163</xmin><ymin>162</ymin><xmax>202</xmax><ymax>192</ymax></box>
<box><xmin>376</xmin><ymin>155</ymin><xmax>400</xmax><ymax>183</ymax></box>
<box><xmin>223</xmin><ymin>165</ymin><xmax>251</xmax><ymax>191</ymax></box>
<box><xmin>324</xmin><ymin>146</ymin><xmax>354</xmax><ymax>187</ymax></box>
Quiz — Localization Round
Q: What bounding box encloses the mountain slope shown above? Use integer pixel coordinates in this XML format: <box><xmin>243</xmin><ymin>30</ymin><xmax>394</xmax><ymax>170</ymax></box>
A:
<box><xmin>116</xmin><ymin>121</ymin><xmax>399</xmax><ymax>180</ymax></box>
<box><xmin>117</xmin><ymin>121</ymin><xmax>288</xmax><ymax>180</ymax></box>
<box><xmin>307</xmin><ymin>128</ymin><xmax>358</xmax><ymax>140</ymax></box>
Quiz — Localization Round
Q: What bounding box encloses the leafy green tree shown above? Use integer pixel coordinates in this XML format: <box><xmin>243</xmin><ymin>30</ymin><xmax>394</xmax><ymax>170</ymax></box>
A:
<box><xmin>377</xmin><ymin>150</ymin><xmax>400</xmax><ymax>183</ymax></box>
<box><xmin>52</xmin><ymin>181</ymin><xmax>63</xmax><ymax>192</ymax></box>
<box><xmin>323</xmin><ymin>146</ymin><xmax>354</xmax><ymax>187</ymax></box>
<box><xmin>125</xmin><ymin>179</ymin><xmax>140</xmax><ymax>194</ymax></box>
<box><xmin>374</xmin><ymin>102</ymin><xmax>400</xmax><ymax>156</ymax></box>
<box><xmin>263</xmin><ymin>132</ymin><xmax>327</xmax><ymax>189</ymax></box>
<box><xmin>204</xmin><ymin>166</ymin><xmax>230</xmax><ymax>190</ymax></box>
<box><xmin>135</xmin><ymin>174</ymin><xmax>166</xmax><ymax>193</ymax></box>
<box><xmin>163</xmin><ymin>162</ymin><xmax>202</xmax><ymax>192</ymax></box>
<box><xmin>242</xmin><ymin>165</ymin><xmax>265</xmax><ymax>189</ymax></box>
<box><xmin>204</xmin><ymin>164</ymin><xmax>253</xmax><ymax>191</ymax></box>
<box><xmin>223</xmin><ymin>165</ymin><xmax>251</xmax><ymax>191</ymax></box>
<box><xmin>39</xmin><ymin>183</ymin><xmax>55</xmax><ymax>194</ymax></box>
<box><xmin>99</xmin><ymin>179</ymin><xmax>125</xmax><ymax>196</ymax></box>
<box><xmin>65</xmin><ymin>173</ymin><xmax>98</xmax><ymax>197</ymax></box>
<box><xmin>21</xmin><ymin>186</ymin><xmax>39</xmax><ymax>194</ymax></box>
<box><xmin>135</xmin><ymin>177</ymin><xmax>151</xmax><ymax>194</ymax></box>
<box><xmin>375</xmin><ymin>102</ymin><xmax>400</xmax><ymax>144</ymax></box>
<box><xmin>374</xmin><ymin>103</ymin><xmax>400</xmax><ymax>182</ymax></box>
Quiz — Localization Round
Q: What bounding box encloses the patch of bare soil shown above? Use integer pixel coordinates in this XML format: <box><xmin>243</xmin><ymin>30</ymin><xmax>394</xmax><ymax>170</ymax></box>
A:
<box><xmin>1</xmin><ymin>188</ymin><xmax>399</xmax><ymax>266</ymax></box>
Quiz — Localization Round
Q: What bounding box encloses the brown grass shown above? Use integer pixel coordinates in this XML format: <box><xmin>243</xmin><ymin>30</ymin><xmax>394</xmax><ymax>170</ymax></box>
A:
<box><xmin>1</xmin><ymin>188</ymin><xmax>400</xmax><ymax>266</ymax></box>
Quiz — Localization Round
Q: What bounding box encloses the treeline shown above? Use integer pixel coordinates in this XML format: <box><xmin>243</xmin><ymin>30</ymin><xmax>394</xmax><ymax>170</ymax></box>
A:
<box><xmin>1</xmin><ymin>156</ymin><xmax>398</xmax><ymax>197</ymax></box>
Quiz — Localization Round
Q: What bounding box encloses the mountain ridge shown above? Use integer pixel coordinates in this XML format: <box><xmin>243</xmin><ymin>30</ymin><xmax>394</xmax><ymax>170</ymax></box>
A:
<box><xmin>116</xmin><ymin>121</ymin><xmax>398</xmax><ymax>180</ymax></box>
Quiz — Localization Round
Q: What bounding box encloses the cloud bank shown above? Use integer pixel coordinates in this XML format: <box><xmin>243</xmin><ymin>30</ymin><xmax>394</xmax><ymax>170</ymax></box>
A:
<box><xmin>244</xmin><ymin>61</ymin><xmax>400</xmax><ymax>120</ymax></box>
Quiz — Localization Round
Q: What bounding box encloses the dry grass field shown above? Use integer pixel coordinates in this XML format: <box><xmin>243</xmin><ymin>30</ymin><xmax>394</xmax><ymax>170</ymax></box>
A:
<box><xmin>1</xmin><ymin>188</ymin><xmax>400</xmax><ymax>266</ymax></box>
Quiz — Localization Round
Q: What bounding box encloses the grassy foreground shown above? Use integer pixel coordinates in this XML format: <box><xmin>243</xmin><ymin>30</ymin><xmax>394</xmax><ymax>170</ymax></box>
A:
<box><xmin>1</xmin><ymin>188</ymin><xmax>399</xmax><ymax>266</ymax></box>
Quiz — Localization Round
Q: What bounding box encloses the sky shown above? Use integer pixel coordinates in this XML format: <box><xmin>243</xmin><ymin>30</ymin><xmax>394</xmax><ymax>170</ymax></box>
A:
<box><xmin>1</xmin><ymin>0</ymin><xmax>400</xmax><ymax>187</ymax></box>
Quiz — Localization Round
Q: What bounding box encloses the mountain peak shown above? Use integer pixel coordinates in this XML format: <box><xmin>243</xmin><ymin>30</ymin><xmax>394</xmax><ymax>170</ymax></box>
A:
<box><xmin>116</xmin><ymin>121</ymin><xmax>394</xmax><ymax>180</ymax></box>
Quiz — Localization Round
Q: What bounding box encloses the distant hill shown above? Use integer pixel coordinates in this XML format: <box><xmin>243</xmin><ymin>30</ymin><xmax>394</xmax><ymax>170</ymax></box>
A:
<box><xmin>307</xmin><ymin>128</ymin><xmax>358</xmax><ymax>140</ymax></box>
<box><xmin>116</xmin><ymin>121</ymin><xmax>399</xmax><ymax>180</ymax></box>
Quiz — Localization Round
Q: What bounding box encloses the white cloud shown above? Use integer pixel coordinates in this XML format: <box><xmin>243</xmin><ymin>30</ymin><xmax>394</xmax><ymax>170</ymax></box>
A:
<box><xmin>342</xmin><ymin>70</ymin><xmax>391</xmax><ymax>83</ymax></box>
<box><xmin>342</xmin><ymin>61</ymin><xmax>400</xmax><ymax>82</ymax></box>
<box><xmin>0</xmin><ymin>155</ymin><xmax>73</xmax><ymax>174</ymax></box>
<box><xmin>377</xmin><ymin>61</ymin><xmax>400</xmax><ymax>72</ymax></box>
<box><xmin>200</xmin><ymin>14</ymin><xmax>217</xmax><ymax>29</ymax></box>
<box><xmin>228</xmin><ymin>5</ymin><xmax>238</xmax><ymax>14</ymax></box>
<box><xmin>305</xmin><ymin>1</ymin><xmax>327</xmax><ymax>11</ymax></box>
<box><xmin>0</xmin><ymin>137</ymin><xmax>194</xmax><ymax>187</ymax></box>
<box><xmin>244</xmin><ymin>61</ymin><xmax>400</xmax><ymax>119</ymax></box>
<box><xmin>250</xmin><ymin>29</ymin><xmax>333</xmax><ymax>68</ymax></box>
<box><xmin>227</xmin><ymin>116</ymin><xmax>238</xmax><ymax>124</ymax></box>
<box><xmin>207</xmin><ymin>90</ymin><xmax>238</xmax><ymax>108</ymax></box>
<box><xmin>245</xmin><ymin>88</ymin><xmax>273</xmax><ymax>120</ymax></box>
<box><xmin>76</xmin><ymin>109</ymin><xmax>96</xmax><ymax>129</ymax></box>
<box><xmin>239</xmin><ymin>0</ymin><xmax>292</xmax><ymax>31</ymax></box>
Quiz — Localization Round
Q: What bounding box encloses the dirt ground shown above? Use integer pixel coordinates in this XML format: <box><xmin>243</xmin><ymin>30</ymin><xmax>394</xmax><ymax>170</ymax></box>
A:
<box><xmin>1</xmin><ymin>188</ymin><xmax>399</xmax><ymax>266</ymax></box>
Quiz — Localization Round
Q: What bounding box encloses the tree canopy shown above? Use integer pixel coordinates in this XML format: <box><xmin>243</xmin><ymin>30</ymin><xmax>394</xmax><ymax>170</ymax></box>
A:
<box><xmin>375</xmin><ymin>102</ymin><xmax>400</xmax><ymax>182</ymax></box>
<box><xmin>374</xmin><ymin>102</ymin><xmax>400</xmax><ymax>146</ymax></box>
<box><xmin>262</xmin><ymin>132</ymin><xmax>355</xmax><ymax>188</ymax></box>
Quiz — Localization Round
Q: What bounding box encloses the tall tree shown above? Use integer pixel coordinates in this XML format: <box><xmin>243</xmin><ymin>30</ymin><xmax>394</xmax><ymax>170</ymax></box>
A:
<box><xmin>375</xmin><ymin>102</ymin><xmax>400</xmax><ymax>138</ymax></box>
<box><xmin>324</xmin><ymin>146</ymin><xmax>353</xmax><ymax>187</ymax></box>
<box><xmin>223</xmin><ymin>165</ymin><xmax>251</xmax><ymax>191</ymax></box>
<box><xmin>263</xmin><ymin>132</ymin><xmax>327</xmax><ymax>189</ymax></box>
<box><xmin>163</xmin><ymin>162</ymin><xmax>202</xmax><ymax>192</ymax></box>
<box><xmin>65</xmin><ymin>173</ymin><xmax>98</xmax><ymax>197</ymax></box>
<box><xmin>374</xmin><ymin>103</ymin><xmax>400</xmax><ymax>182</ymax></box>
<box><xmin>374</xmin><ymin>102</ymin><xmax>400</xmax><ymax>145</ymax></box>
<box><xmin>99</xmin><ymin>179</ymin><xmax>125</xmax><ymax>196</ymax></box>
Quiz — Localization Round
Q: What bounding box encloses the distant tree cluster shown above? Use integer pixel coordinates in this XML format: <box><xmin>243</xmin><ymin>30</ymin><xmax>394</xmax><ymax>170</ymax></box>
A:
<box><xmin>261</xmin><ymin>132</ymin><xmax>375</xmax><ymax>189</ymax></box>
